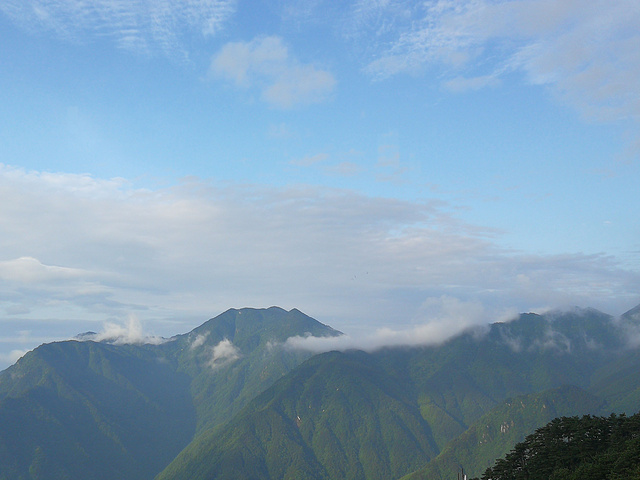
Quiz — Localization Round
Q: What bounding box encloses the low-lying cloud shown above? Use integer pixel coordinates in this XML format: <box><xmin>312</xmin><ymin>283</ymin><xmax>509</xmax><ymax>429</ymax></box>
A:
<box><xmin>79</xmin><ymin>315</ymin><xmax>165</xmax><ymax>346</ymax></box>
<box><xmin>187</xmin><ymin>333</ymin><xmax>242</xmax><ymax>369</ymax></box>
<box><xmin>190</xmin><ymin>332</ymin><xmax>209</xmax><ymax>350</ymax></box>
<box><xmin>285</xmin><ymin>296</ymin><xmax>515</xmax><ymax>353</ymax></box>
<box><xmin>207</xmin><ymin>339</ymin><xmax>241</xmax><ymax>369</ymax></box>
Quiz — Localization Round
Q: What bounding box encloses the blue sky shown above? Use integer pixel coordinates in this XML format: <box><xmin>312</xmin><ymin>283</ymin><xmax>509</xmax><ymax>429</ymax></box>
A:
<box><xmin>1</xmin><ymin>0</ymin><xmax>639</xmax><ymax>368</ymax></box>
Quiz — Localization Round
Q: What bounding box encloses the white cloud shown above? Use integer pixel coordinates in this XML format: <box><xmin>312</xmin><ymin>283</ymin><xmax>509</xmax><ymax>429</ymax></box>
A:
<box><xmin>190</xmin><ymin>332</ymin><xmax>209</xmax><ymax>350</ymax></box>
<box><xmin>0</xmin><ymin>0</ymin><xmax>236</xmax><ymax>56</ymax></box>
<box><xmin>363</xmin><ymin>0</ymin><xmax>640</xmax><ymax>124</ymax></box>
<box><xmin>207</xmin><ymin>338</ymin><xmax>241</xmax><ymax>369</ymax></box>
<box><xmin>614</xmin><ymin>312</ymin><xmax>640</xmax><ymax>349</ymax></box>
<box><xmin>85</xmin><ymin>315</ymin><xmax>165</xmax><ymax>345</ymax></box>
<box><xmin>262</xmin><ymin>64</ymin><xmax>336</xmax><ymax>108</ymax></box>
<box><xmin>210</xmin><ymin>36</ymin><xmax>336</xmax><ymax>108</ymax></box>
<box><xmin>284</xmin><ymin>296</ymin><xmax>493</xmax><ymax>352</ymax></box>
<box><xmin>212</xmin><ymin>36</ymin><xmax>288</xmax><ymax>85</ymax></box>
<box><xmin>531</xmin><ymin>327</ymin><xmax>573</xmax><ymax>352</ymax></box>
<box><xmin>0</xmin><ymin>164</ymin><xmax>638</xmax><ymax>366</ymax></box>
<box><xmin>0</xmin><ymin>349</ymin><xmax>30</xmax><ymax>366</ymax></box>
<box><xmin>0</xmin><ymin>257</ymin><xmax>86</xmax><ymax>284</ymax></box>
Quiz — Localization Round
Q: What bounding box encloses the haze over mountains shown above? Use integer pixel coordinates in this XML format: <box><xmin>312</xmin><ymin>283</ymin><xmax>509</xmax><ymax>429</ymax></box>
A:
<box><xmin>1</xmin><ymin>304</ymin><xmax>640</xmax><ymax>480</ymax></box>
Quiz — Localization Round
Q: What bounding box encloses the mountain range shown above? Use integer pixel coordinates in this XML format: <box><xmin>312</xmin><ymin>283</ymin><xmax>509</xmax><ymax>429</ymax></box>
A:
<box><xmin>1</xmin><ymin>304</ymin><xmax>639</xmax><ymax>479</ymax></box>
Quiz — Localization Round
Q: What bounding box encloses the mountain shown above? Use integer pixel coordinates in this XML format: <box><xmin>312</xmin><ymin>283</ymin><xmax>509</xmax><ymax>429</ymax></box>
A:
<box><xmin>1</xmin><ymin>304</ymin><xmax>639</xmax><ymax>480</ymax></box>
<box><xmin>0</xmin><ymin>307</ymin><xmax>338</xmax><ymax>480</ymax></box>
<box><xmin>161</xmin><ymin>306</ymin><xmax>340</xmax><ymax>432</ymax></box>
<box><xmin>622</xmin><ymin>303</ymin><xmax>640</xmax><ymax>322</ymax></box>
<box><xmin>157</xmin><ymin>306</ymin><xmax>640</xmax><ymax>480</ymax></box>
<box><xmin>158</xmin><ymin>350</ymin><xmax>440</xmax><ymax>480</ymax></box>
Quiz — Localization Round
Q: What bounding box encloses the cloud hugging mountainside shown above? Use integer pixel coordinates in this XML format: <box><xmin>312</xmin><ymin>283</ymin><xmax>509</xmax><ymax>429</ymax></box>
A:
<box><xmin>1</xmin><ymin>305</ymin><xmax>640</xmax><ymax>480</ymax></box>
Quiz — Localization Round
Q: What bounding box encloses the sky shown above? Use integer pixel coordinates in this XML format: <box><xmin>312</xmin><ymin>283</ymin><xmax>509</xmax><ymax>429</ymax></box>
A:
<box><xmin>1</xmin><ymin>0</ymin><xmax>639</xmax><ymax>369</ymax></box>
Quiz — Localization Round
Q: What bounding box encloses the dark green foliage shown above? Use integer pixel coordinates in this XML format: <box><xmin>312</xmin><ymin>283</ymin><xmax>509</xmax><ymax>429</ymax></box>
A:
<box><xmin>475</xmin><ymin>412</ymin><xmax>640</xmax><ymax>480</ymax></box>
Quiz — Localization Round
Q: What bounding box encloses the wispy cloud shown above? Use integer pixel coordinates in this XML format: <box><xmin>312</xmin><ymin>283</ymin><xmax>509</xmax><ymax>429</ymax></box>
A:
<box><xmin>210</xmin><ymin>35</ymin><xmax>336</xmax><ymax>108</ymax></box>
<box><xmin>444</xmin><ymin>74</ymin><xmax>501</xmax><ymax>92</ymax></box>
<box><xmin>325</xmin><ymin>161</ymin><xmax>362</xmax><ymax>177</ymax></box>
<box><xmin>0</xmin><ymin>0</ymin><xmax>236</xmax><ymax>56</ymax></box>
<box><xmin>362</xmin><ymin>0</ymin><xmax>640</xmax><ymax>125</ymax></box>
<box><xmin>291</xmin><ymin>153</ymin><xmax>330</xmax><ymax>167</ymax></box>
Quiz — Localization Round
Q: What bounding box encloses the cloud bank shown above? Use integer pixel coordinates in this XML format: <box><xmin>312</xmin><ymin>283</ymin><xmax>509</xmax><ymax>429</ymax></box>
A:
<box><xmin>0</xmin><ymin>163</ymin><xmax>638</xmax><ymax>367</ymax></box>
<box><xmin>1</xmin><ymin>163</ymin><xmax>637</xmax><ymax>320</ymax></box>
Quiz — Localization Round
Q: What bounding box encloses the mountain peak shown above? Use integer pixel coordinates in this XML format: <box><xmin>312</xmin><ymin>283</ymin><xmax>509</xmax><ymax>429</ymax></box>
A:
<box><xmin>622</xmin><ymin>303</ymin><xmax>640</xmax><ymax>321</ymax></box>
<box><xmin>188</xmin><ymin>306</ymin><xmax>339</xmax><ymax>344</ymax></box>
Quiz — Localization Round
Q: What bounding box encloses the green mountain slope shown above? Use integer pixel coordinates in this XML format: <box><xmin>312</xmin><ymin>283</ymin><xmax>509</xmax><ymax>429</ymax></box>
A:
<box><xmin>158</xmin><ymin>350</ymin><xmax>439</xmax><ymax>480</ymax></box>
<box><xmin>401</xmin><ymin>385</ymin><xmax>606</xmax><ymax>480</ymax></box>
<box><xmin>369</xmin><ymin>308</ymin><xmax>624</xmax><ymax>452</ymax></box>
